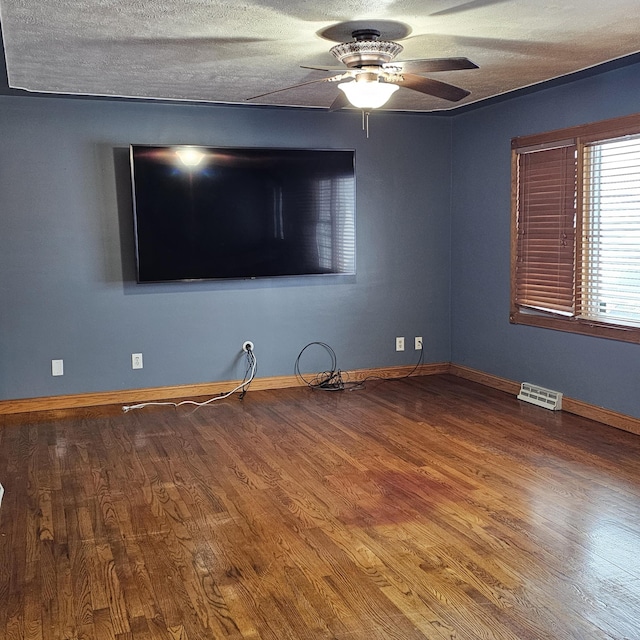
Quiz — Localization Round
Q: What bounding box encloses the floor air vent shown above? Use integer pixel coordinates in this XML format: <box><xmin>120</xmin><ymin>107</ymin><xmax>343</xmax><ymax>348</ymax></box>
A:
<box><xmin>517</xmin><ymin>383</ymin><xmax>563</xmax><ymax>410</ymax></box>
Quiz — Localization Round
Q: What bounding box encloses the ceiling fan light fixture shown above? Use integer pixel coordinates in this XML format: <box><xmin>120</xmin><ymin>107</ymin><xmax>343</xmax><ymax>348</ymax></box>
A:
<box><xmin>338</xmin><ymin>79</ymin><xmax>399</xmax><ymax>109</ymax></box>
<box><xmin>330</xmin><ymin>39</ymin><xmax>403</xmax><ymax>68</ymax></box>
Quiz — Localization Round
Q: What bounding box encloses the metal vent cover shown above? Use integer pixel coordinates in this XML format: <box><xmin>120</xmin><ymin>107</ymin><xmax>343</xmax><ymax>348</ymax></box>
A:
<box><xmin>517</xmin><ymin>382</ymin><xmax>563</xmax><ymax>410</ymax></box>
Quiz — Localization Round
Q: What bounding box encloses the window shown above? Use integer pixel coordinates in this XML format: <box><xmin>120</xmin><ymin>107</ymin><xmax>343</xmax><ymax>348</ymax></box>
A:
<box><xmin>511</xmin><ymin>113</ymin><xmax>640</xmax><ymax>344</ymax></box>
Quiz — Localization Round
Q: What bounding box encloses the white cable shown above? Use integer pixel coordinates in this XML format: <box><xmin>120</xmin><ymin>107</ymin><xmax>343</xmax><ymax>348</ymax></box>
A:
<box><xmin>122</xmin><ymin>348</ymin><xmax>256</xmax><ymax>412</ymax></box>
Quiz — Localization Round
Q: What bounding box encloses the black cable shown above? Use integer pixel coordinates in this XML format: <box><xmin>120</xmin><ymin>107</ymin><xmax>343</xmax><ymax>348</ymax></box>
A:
<box><xmin>238</xmin><ymin>346</ymin><xmax>256</xmax><ymax>400</ymax></box>
<box><xmin>352</xmin><ymin>344</ymin><xmax>424</xmax><ymax>388</ymax></box>
<box><xmin>294</xmin><ymin>342</ymin><xmax>346</xmax><ymax>391</ymax></box>
<box><xmin>294</xmin><ymin>341</ymin><xmax>424</xmax><ymax>392</ymax></box>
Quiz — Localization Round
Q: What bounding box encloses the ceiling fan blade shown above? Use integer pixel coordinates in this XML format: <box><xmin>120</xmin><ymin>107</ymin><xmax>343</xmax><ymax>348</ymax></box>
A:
<box><xmin>393</xmin><ymin>73</ymin><xmax>470</xmax><ymax>101</ymax></box>
<box><xmin>402</xmin><ymin>33</ymin><xmax>550</xmax><ymax>55</ymax></box>
<box><xmin>328</xmin><ymin>91</ymin><xmax>350</xmax><ymax>111</ymax></box>
<box><xmin>246</xmin><ymin>77</ymin><xmax>336</xmax><ymax>101</ymax></box>
<box><xmin>300</xmin><ymin>65</ymin><xmax>348</xmax><ymax>72</ymax></box>
<box><xmin>389</xmin><ymin>57</ymin><xmax>478</xmax><ymax>73</ymax></box>
<box><xmin>79</xmin><ymin>35</ymin><xmax>274</xmax><ymax>64</ymax></box>
<box><xmin>82</xmin><ymin>36</ymin><xmax>270</xmax><ymax>47</ymax></box>
<box><xmin>430</xmin><ymin>0</ymin><xmax>511</xmax><ymax>16</ymax></box>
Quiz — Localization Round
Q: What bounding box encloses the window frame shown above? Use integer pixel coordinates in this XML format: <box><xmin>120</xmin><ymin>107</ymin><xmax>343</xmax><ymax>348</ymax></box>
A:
<box><xmin>510</xmin><ymin>112</ymin><xmax>640</xmax><ymax>345</ymax></box>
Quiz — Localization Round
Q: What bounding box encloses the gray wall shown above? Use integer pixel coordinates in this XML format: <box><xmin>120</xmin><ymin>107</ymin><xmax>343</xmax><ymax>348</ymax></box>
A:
<box><xmin>0</xmin><ymin>96</ymin><xmax>453</xmax><ymax>400</ymax></box>
<box><xmin>4</xmin><ymin>59</ymin><xmax>640</xmax><ymax>419</ymax></box>
<box><xmin>451</xmin><ymin>62</ymin><xmax>640</xmax><ymax>420</ymax></box>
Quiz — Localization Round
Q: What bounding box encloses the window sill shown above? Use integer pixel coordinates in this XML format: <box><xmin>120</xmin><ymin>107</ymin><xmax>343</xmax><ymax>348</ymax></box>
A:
<box><xmin>509</xmin><ymin>309</ymin><xmax>640</xmax><ymax>344</ymax></box>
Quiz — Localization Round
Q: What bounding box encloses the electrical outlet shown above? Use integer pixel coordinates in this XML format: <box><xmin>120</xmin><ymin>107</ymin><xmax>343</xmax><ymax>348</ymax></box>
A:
<box><xmin>132</xmin><ymin>353</ymin><xmax>143</xmax><ymax>369</ymax></box>
<box><xmin>52</xmin><ymin>359</ymin><xmax>64</xmax><ymax>376</ymax></box>
<box><xmin>396</xmin><ymin>337</ymin><xmax>405</xmax><ymax>351</ymax></box>
<box><xmin>415</xmin><ymin>336</ymin><xmax>423</xmax><ymax>350</ymax></box>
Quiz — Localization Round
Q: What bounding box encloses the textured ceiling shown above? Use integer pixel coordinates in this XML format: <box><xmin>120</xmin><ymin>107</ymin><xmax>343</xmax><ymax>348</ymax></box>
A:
<box><xmin>1</xmin><ymin>0</ymin><xmax>639</xmax><ymax>112</ymax></box>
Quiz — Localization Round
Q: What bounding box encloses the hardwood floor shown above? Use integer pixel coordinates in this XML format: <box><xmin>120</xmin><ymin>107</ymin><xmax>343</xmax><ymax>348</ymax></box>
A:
<box><xmin>1</xmin><ymin>374</ymin><xmax>640</xmax><ymax>640</ymax></box>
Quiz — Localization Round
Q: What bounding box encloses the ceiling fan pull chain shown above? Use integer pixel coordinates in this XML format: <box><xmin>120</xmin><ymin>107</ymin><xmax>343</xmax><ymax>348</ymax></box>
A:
<box><xmin>362</xmin><ymin>110</ymin><xmax>371</xmax><ymax>138</ymax></box>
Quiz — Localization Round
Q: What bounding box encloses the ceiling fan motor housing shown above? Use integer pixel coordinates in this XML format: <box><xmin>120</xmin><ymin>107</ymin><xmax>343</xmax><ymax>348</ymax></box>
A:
<box><xmin>330</xmin><ymin>29</ymin><xmax>403</xmax><ymax>68</ymax></box>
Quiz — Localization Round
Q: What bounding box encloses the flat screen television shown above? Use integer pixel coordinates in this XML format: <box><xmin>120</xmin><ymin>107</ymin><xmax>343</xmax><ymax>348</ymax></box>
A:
<box><xmin>129</xmin><ymin>144</ymin><xmax>356</xmax><ymax>283</ymax></box>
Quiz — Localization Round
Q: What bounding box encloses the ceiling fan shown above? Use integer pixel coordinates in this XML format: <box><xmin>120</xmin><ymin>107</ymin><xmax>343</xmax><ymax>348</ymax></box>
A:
<box><xmin>247</xmin><ymin>28</ymin><xmax>478</xmax><ymax>112</ymax></box>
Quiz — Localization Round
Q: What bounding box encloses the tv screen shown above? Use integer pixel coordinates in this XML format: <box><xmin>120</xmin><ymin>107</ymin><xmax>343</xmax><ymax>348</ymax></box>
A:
<box><xmin>130</xmin><ymin>145</ymin><xmax>356</xmax><ymax>283</ymax></box>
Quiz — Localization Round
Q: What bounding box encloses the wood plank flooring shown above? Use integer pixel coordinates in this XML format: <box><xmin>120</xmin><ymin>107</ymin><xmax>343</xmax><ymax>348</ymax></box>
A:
<box><xmin>1</xmin><ymin>374</ymin><xmax>640</xmax><ymax>639</ymax></box>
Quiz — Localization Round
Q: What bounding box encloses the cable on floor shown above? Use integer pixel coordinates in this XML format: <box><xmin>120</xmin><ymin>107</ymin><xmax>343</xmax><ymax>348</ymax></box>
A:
<box><xmin>294</xmin><ymin>342</ymin><xmax>346</xmax><ymax>390</ymax></box>
<box><xmin>294</xmin><ymin>341</ymin><xmax>424</xmax><ymax>392</ymax></box>
<box><xmin>122</xmin><ymin>344</ymin><xmax>257</xmax><ymax>412</ymax></box>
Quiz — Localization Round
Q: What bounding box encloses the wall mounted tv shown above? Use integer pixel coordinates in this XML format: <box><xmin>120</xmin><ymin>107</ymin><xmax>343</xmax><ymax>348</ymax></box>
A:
<box><xmin>130</xmin><ymin>145</ymin><xmax>356</xmax><ymax>283</ymax></box>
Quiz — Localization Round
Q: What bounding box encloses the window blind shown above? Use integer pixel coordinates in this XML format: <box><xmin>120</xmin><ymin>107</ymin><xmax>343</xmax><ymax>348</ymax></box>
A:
<box><xmin>581</xmin><ymin>136</ymin><xmax>640</xmax><ymax>327</ymax></box>
<box><xmin>515</xmin><ymin>144</ymin><xmax>578</xmax><ymax>315</ymax></box>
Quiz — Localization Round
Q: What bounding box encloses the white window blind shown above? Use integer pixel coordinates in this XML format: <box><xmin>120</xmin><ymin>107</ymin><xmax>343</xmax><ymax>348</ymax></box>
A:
<box><xmin>581</xmin><ymin>136</ymin><xmax>640</xmax><ymax>327</ymax></box>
